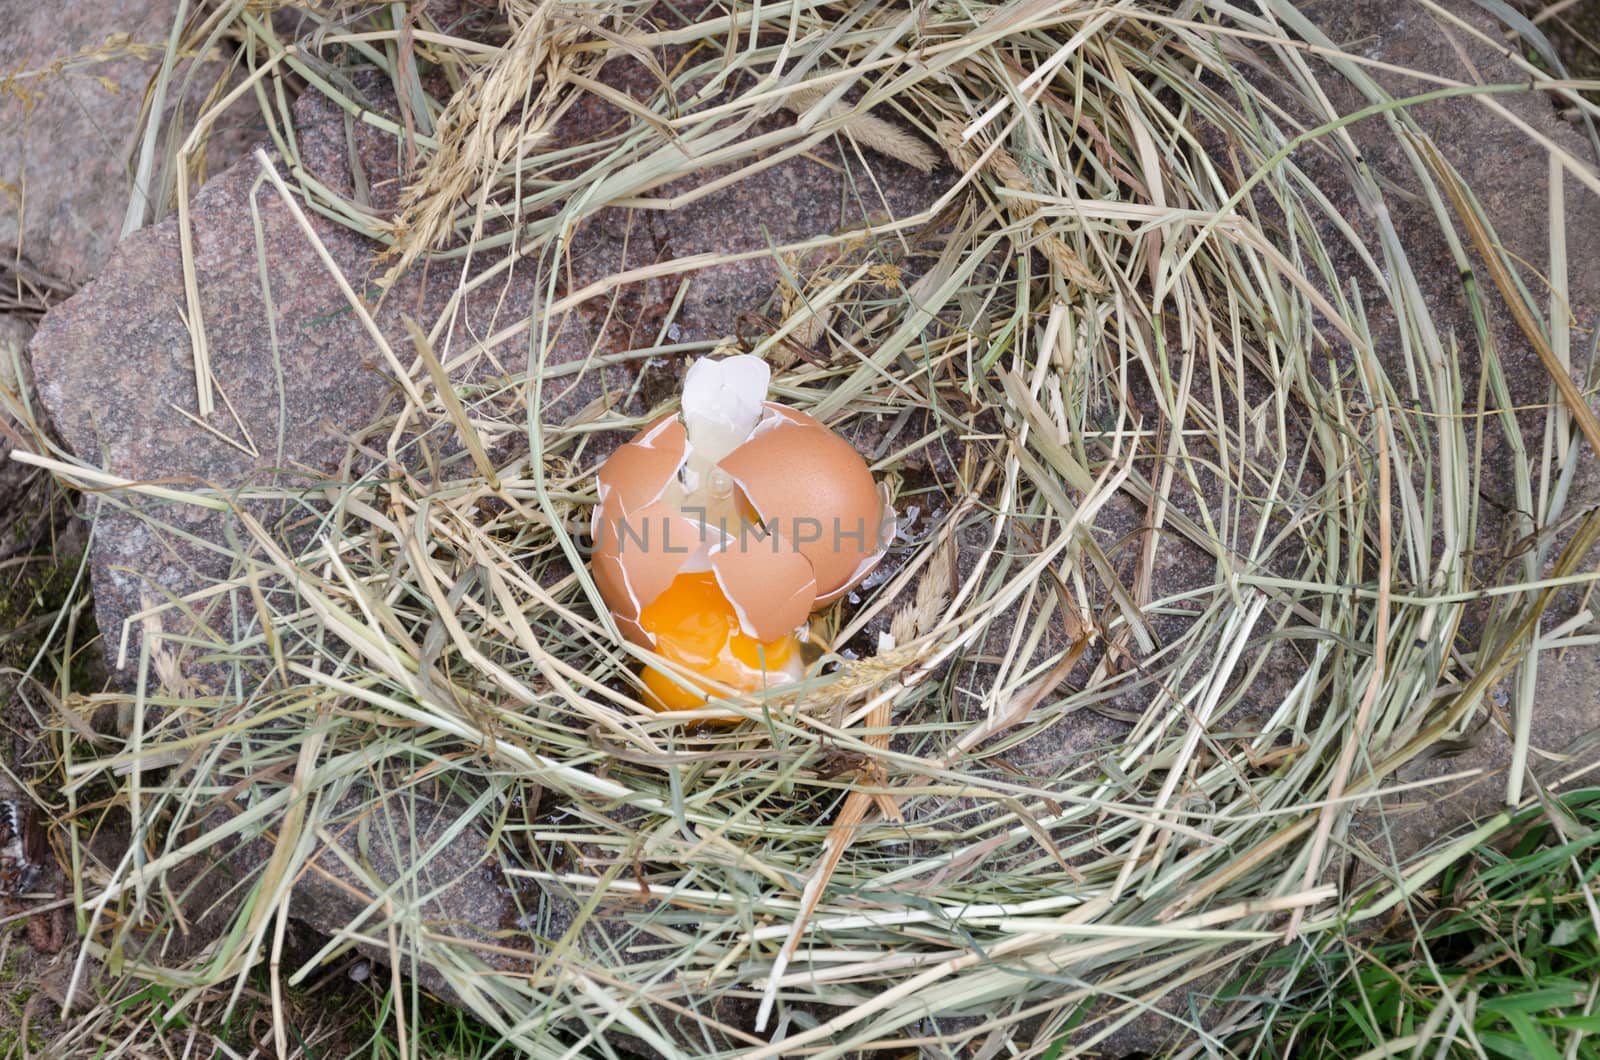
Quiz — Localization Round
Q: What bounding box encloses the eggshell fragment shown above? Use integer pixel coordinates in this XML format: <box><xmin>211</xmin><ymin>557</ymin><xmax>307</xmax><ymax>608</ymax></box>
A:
<box><xmin>591</xmin><ymin>498</ymin><xmax>712</xmax><ymax>640</ymax></box>
<box><xmin>710</xmin><ymin>530</ymin><xmax>818</xmax><ymax>643</ymax></box>
<box><xmin>720</xmin><ymin>406</ymin><xmax>885</xmax><ymax>599</ymax></box>
<box><xmin>595</xmin><ymin>416</ymin><xmax>687</xmax><ymax>516</ymax></box>
<box><xmin>814</xmin><ymin>481</ymin><xmax>897</xmax><ymax>606</ymax></box>
<box><xmin>589</xmin><ymin>415</ymin><xmax>699</xmax><ymax>638</ymax></box>
<box><xmin>681</xmin><ymin>355</ymin><xmax>769</xmax><ymax>465</ymax></box>
<box><xmin>590</xmin><ymin>359</ymin><xmax>894</xmax><ymax>677</ymax></box>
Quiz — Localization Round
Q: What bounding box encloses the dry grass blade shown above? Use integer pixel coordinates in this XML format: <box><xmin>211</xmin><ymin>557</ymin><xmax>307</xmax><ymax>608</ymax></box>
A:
<box><xmin>22</xmin><ymin>0</ymin><xmax>1596</xmax><ymax>1055</ymax></box>
<box><xmin>1416</xmin><ymin>136</ymin><xmax>1600</xmax><ymax>455</ymax></box>
<box><xmin>783</xmin><ymin>85</ymin><xmax>939</xmax><ymax>173</ymax></box>
<box><xmin>1289</xmin><ymin>403</ymin><xmax>1393</xmax><ymax>940</ymax></box>
<box><xmin>378</xmin><ymin>0</ymin><xmax>601</xmax><ymax>285</ymax></box>
<box><xmin>404</xmin><ymin>316</ymin><xmax>501</xmax><ymax>490</ymax></box>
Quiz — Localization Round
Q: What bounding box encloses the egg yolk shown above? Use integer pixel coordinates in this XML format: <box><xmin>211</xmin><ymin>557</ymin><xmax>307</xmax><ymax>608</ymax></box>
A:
<box><xmin>637</xmin><ymin>571</ymin><xmax>799</xmax><ymax>711</ymax></box>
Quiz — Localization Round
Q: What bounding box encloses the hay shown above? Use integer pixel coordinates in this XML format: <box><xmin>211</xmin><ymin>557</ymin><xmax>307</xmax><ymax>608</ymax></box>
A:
<box><xmin>17</xmin><ymin>0</ymin><xmax>1600</xmax><ymax>1055</ymax></box>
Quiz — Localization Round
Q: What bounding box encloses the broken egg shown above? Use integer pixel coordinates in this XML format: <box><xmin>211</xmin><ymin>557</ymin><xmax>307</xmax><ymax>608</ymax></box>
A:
<box><xmin>591</xmin><ymin>355</ymin><xmax>893</xmax><ymax>711</ymax></box>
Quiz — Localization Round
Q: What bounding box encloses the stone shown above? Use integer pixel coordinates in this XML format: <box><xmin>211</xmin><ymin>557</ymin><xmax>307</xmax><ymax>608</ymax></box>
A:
<box><xmin>0</xmin><ymin>0</ymin><xmax>256</xmax><ymax>287</ymax></box>
<box><xmin>1288</xmin><ymin>0</ymin><xmax>1600</xmax><ymax>852</ymax></box>
<box><xmin>27</xmin><ymin>33</ymin><xmax>949</xmax><ymax>1045</ymax></box>
<box><xmin>27</xmin><ymin>0</ymin><xmax>1599</xmax><ymax>1052</ymax></box>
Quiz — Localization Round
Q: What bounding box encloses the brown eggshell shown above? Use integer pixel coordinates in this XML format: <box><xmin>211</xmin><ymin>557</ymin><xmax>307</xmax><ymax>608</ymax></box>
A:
<box><xmin>720</xmin><ymin>405</ymin><xmax>885</xmax><ymax>598</ymax></box>
<box><xmin>596</xmin><ymin>416</ymin><xmax>688</xmax><ymax>515</ymax></box>
<box><xmin>590</xmin><ymin>497</ymin><xmax>708</xmax><ymax>634</ymax></box>
<box><xmin>612</xmin><ymin>610</ymin><xmax>653</xmax><ymax>649</ymax></box>
<box><xmin>711</xmin><ymin>530</ymin><xmax>818</xmax><ymax>642</ymax></box>
<box><xmin>813</xmin><ymin>483</ymin><xmax>897</xmax><ymax>605</ymax></box>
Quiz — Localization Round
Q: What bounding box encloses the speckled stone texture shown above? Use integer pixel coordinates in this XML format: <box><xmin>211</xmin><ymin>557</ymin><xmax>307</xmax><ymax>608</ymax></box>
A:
<box><xmin>34</xmin><ymin>90</ymin><xmax>533</xmax><ymax>671</ymax></box>
<box><xmin>26</xmin><ymin>25</ymin><xmax>948</xmax><ymax>1044</ymax></box>
<box><xmin>22</xmin><ymin>0</ymin><xmax>1600</xmax><ymax>1052</ymax></box>
<box><xmin>1291</xmin><ymin>0</ymin><xmax>1600</xmax><ymax>849</ymax></box>
<box><xmin>0</xmin><ymin>0</ymin><xmax>257</xmax><ymax>287</ymax></box>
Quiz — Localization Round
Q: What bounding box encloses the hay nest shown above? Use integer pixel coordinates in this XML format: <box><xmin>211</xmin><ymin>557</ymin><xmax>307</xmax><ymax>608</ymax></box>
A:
<box><xmin>27</xmin><ymin>0</ymin><xmax>1600</xmax><ymax>1054</ymax></box>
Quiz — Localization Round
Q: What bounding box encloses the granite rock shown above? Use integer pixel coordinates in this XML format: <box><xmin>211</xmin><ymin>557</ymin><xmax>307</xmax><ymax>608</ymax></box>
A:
<box><xmin>0</xmin><ymin>0</ymin><xmax>257</xmax><ymax>287</ymax></box>
<box><xmin>1292</xmin><ymin>0</ymin><xmax>1600</xmax><ymax>850</ymax></box>
<box><xmin>25</xmin><ymin>0</ymin><xmax>1600</xmax><ymax>1051</ymax></box>
<box><xmin>27</xmin><ymin>32</ymin><xmax>949</xmax><ymax>1043</ymax></box>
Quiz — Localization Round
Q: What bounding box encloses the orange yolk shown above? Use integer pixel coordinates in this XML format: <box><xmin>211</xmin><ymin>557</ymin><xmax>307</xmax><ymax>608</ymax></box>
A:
<box><xmin>637</xmin><ymin>571</ymin><xmax>799</xmax><ymax>711</ymax></box>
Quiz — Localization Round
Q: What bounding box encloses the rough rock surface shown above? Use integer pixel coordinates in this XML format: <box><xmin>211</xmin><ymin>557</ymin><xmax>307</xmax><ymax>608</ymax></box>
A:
<box><xmin>31</xmin><ymin>87</ymin><xmax>520</xmax><ymax>671</ymax></box>
<box><xmin>21</xmin><ymin>0</ymin><xmax>1600</xmax><ymax>1053</ymax></box>
<box><xmin>0</xmin><ymin>0</ymin><xmax>255</xmax><ymax>287</ymax></box>
<box><xmin>1296</xmin><ymin>0</ymin><xmax>1600</xmax><ymax>853</ymax></box>
<box><xmin>27</xmin><ymin>40</ymin><xmax>948</xmax><ymax>1045</ymax></box>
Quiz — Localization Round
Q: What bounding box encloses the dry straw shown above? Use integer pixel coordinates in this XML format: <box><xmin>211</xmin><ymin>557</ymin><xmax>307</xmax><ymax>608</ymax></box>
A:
<box><xmin>13</xmin><ymin>0</ymin><xmax>1600</xmax><ymax>1055</ymax></box>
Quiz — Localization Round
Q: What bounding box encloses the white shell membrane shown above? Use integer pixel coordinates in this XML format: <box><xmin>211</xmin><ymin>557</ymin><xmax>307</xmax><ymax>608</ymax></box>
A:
<box><xmin>680</xmin><ymin>354</ymin><xmax>770</xmax><ymax>472</ymax></box>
